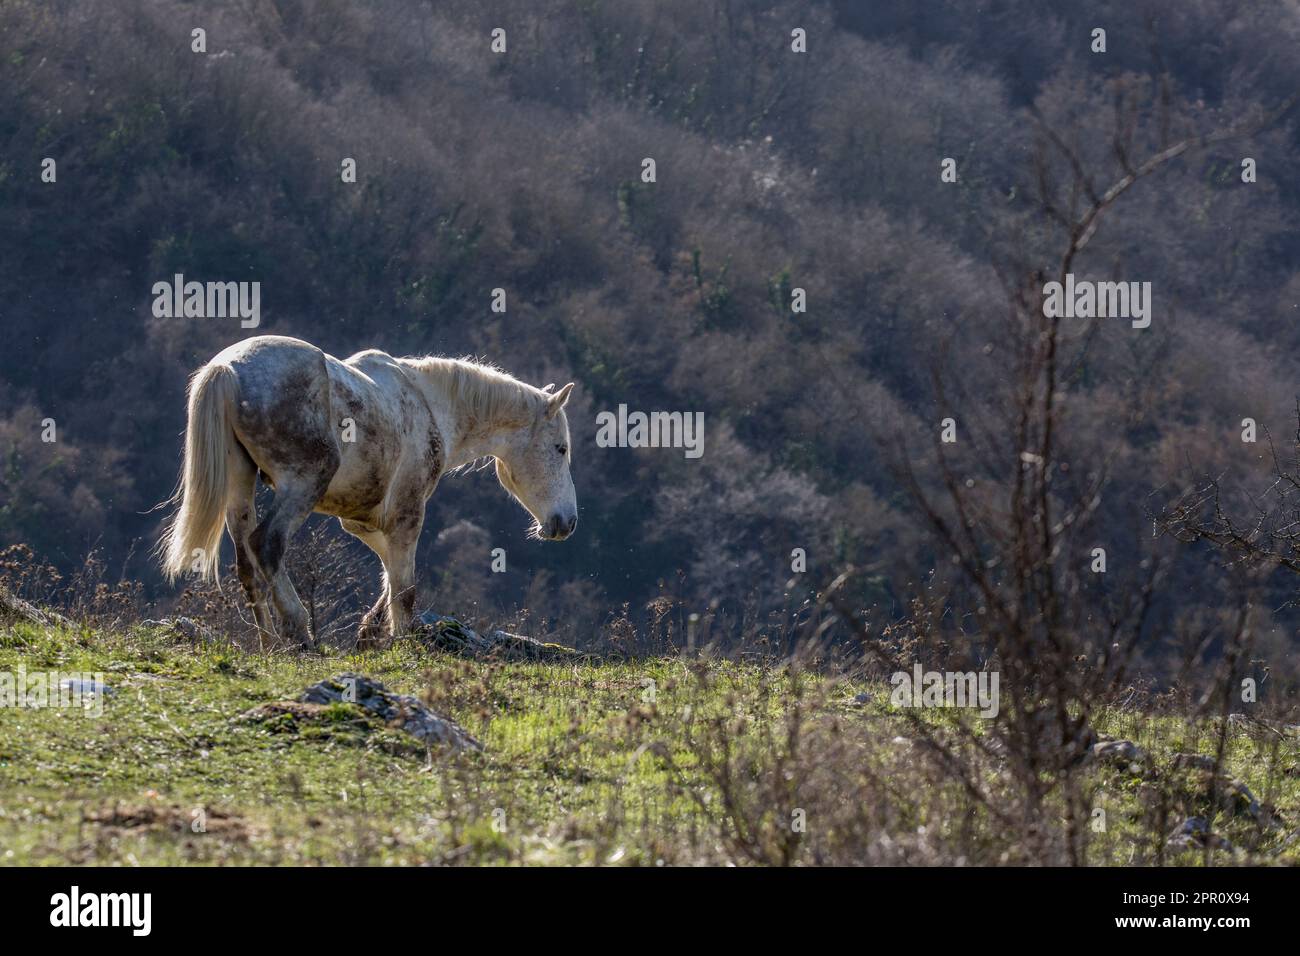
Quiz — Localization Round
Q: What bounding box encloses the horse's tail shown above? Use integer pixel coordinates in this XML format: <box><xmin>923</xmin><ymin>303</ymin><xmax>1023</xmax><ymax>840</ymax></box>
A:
<box><xmin>159</xmin><ymin>362</ymin><xmax>240</xmax><ymax>583</ymax></box>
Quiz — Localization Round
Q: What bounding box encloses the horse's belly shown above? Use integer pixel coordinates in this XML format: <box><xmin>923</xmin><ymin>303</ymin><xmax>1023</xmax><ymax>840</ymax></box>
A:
<box><xmin>315</xmin><ymin>454</ymin><xmax>390</xmax><ymax>522</ymax></box>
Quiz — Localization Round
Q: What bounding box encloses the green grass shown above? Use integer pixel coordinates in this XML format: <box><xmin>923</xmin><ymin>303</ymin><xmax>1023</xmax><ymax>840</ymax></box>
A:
<box><xmin>0</xmin><ymin>620</ymin><xmax>1296</xmax><ymax>865</ymax></box>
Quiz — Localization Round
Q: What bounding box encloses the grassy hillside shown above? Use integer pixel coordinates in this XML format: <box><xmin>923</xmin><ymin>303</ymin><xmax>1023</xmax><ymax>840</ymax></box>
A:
<box><xmin>1</xmin><ymin>618</ymin><xmax>1296</xmax><ymax>866</ymax></box>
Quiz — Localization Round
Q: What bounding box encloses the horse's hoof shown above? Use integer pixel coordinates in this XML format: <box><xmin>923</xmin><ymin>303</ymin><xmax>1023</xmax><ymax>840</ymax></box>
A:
<box><xmin>356</xmin><ymin>619</ymin><xmax>388</xmax><ymax>651</ymax></box>
<box><xmin>281</xmin><ymin>628</ymin><xmax>316</xmax><ymax>653</ymax></box>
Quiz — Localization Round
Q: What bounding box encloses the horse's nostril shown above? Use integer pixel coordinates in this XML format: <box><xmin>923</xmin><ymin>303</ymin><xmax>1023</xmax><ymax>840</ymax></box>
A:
<box><xmin>546</xmin><ymin>514</ymin><xmax>576</xmax><ymax>539</ymax></box>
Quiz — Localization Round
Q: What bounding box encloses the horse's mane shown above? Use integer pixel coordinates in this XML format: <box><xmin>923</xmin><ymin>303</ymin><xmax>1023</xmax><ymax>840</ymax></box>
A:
<box><xmin>405</xmin><ymin>356</ymin><xmax>542</xmax><ymax>430</ymax></box>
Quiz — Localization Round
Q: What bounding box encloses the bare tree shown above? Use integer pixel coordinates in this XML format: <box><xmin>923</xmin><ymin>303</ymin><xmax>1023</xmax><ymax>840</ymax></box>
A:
<box><xmin>817</xmin><ymin>80</ymin><xmax>1293</xmax><ymax>864</ymax></box>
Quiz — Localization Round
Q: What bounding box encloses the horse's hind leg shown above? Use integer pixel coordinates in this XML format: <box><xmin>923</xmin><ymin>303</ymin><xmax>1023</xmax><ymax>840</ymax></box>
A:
<box><xmin>230</xmin><ymin>343</ymin><xmax>338</xmax><ymax>650</ymax></box>
<box><xmin>251</xmin><ymin>476</ymin><xmax>332</xmax><ymax>650</ymax></box>
<box><xmin>225</xmin><ymin>448</ymin><xmax>272</xmax><ymax>641</ymax></box>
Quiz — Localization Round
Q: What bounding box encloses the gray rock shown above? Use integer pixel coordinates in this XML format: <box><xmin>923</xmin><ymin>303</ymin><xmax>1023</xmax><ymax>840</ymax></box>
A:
<box><xmin>141</xmin><ymin>617</ymin><xmax>219</xmax><ymax>643</ymax></box>
<box><xmin>300</xmin><ymin>673</ymin><xmax>482</xmax><ymax>752</ymax></box>
<box><xmin>1089</xmin><ymin>739</ymin><xmax>1146</xmax><ymax>769</ymax></box>
<box><xmin>417</xmin><ymin>612</ymin><xmax>581</xmax><ymax>662</ymax></box>
<box><xmin>1169</xmin><ymin>815</ymin><xmax>1209</xmax><ymax>840</ymax></box>
<box><xmin>1222</xmin><ymin>713</ymin><xmax>1300</xmax><ymax>741</ymax></box>
<box><xmin>1170</xmin><ymin>752</ymin><xmax>1218</xmax><ymax>772</ymax></box>
<box><xmin>1216</xmin><ymin>777</ymin><xmax>1261</xmax><ymax>821</ymax></box>
<box><xmin>1167</xmin><ymin>816</ymin><xmax>1234</xmax><ymax>851</ymax></box>
<box><xmin>58</xmin><ymin>677</ymin><xmax>115</xmax><ymax>697</ymax></box>
<box><xmin>0</xmin><ymin>587</ymin><xmax>73</xmax><ymax>629</ymax></box>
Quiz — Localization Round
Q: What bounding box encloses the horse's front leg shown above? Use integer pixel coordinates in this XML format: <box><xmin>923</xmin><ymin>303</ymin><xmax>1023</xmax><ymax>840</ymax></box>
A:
<box><xmin>382</xmin><ymin>546</ymin><xmax>418</xmax><ymax>642</ymax></box>
<box><xmin>356</xmin><ymin>582</ymin><xmax>388</xmax><ymax>650</ymax></box>
<box><xmin>340</xmin><ymin>519</ymin><xmax>391</xmax><ymax>651</ymax></box>
<box><xmin>379</xmin><ymin>507</ymin><xmax>424</xmax><ymax>639</ymax></box>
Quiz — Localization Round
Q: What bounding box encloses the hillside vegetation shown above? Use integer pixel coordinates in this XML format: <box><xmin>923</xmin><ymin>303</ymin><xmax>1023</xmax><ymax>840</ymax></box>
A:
<box><xmin>3</xmin><ymin>0</ymin><xmax>1300</xmax><ymax>666</ymax></box>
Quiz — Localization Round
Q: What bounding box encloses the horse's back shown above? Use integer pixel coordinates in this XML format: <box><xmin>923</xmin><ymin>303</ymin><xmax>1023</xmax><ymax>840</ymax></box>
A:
<box><xmin>214</xmin><ymin>334</ymin><xmax>324</xmax><ymax>377</ymax></box>
<box><xmin>320</xmin><ymin>349</ymin><xmax>443</xmax><ymax>522</ymax></box>
<box><xmin>327</xmin><ymin>348</ymin><xmax>418</xmax><ymax>439</ymax></box>
<box><xmin>209</xmin><ymin>336</ymin><xmax>436</xmax><ymax>525</ymax></box>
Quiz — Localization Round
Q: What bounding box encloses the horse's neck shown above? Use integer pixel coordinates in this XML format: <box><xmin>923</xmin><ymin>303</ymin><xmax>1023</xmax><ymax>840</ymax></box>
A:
<box><xmin>404</xmin><ymin>359</ymin><xmax>528</xmax><ymax>469</ymax></box>
<box><xmin>447</xmin><ymin>420</ymin><xmax>509</xmax><ymax>469</ymax></box>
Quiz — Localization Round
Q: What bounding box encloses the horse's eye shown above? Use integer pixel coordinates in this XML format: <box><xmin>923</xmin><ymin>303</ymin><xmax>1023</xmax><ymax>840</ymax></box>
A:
<box><xmin>556</xmin><ymin>444</ymin><xmax>567</xmax><ymax>456</ymax></box>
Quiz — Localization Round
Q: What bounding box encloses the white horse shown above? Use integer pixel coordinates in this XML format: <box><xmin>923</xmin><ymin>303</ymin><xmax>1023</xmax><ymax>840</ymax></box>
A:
<box><xmin>159</xmin><ymin>334</ymin><xmax>577</xmax><ymax>649</ymax></box>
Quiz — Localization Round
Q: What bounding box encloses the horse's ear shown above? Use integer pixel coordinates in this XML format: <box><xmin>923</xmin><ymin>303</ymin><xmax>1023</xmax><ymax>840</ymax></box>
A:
<box><xmin>544</xmin><ymin>382</ymin><xmax>574</xmax><ymax>420</ymax></box>
<box><xmin>542</xmin><ymin>383</ymin><xmax>556</xmax><ymax>393</ymax></box>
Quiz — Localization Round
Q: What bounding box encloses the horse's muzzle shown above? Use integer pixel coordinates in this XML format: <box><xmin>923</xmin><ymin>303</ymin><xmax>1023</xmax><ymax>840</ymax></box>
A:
<box><xmin>544</xmin><ymin>513</ymin><xmax>577</xmax><ymax>540</ymax></box>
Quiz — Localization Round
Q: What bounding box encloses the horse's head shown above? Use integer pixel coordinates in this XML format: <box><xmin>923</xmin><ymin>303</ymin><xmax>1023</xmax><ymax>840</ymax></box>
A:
<box><xmin>495</xmin><ymin>382</ymin><xmax>577</xmax><ymax>541</ymax></box>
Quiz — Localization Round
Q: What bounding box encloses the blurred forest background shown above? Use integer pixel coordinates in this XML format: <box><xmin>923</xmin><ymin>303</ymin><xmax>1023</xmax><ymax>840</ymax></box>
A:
<box><xmin>1</xmin><ymin>0</ymin><xmax>1299</xmax><ymax>675</ymax></box>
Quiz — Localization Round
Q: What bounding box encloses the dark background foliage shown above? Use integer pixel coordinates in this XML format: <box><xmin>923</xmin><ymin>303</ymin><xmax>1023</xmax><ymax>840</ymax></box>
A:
<box><xmin>1</xmin><ymin>0</ymin><xmax>1297</xmax><ymax>663</ymax></box>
